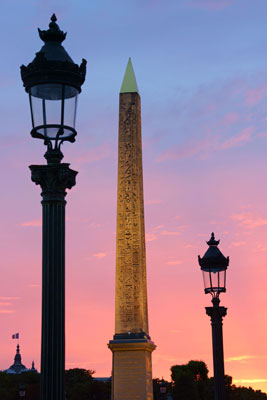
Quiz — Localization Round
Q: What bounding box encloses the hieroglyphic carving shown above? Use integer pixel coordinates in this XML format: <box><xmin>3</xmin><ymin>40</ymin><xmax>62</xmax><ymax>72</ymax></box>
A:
<box><xmin>115</xmin><ymin>92</ymin><xmax>149</xmax><ymax>334</ymax></box>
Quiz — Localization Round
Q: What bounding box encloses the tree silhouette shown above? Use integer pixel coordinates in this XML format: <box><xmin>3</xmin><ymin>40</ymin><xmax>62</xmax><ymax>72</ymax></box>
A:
<box><xmin>171</xmin><ymin>361</ymin><xmax>267</xmax><ymax>400</ymax></box>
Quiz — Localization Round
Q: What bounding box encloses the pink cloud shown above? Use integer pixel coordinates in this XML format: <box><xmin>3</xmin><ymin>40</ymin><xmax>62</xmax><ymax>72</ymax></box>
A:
<box><xmin>232</xmin><ymin>212</ymin><xmax>267</xmax><ymax>229</ymax></box>
<box><xmin>245</xmin><ymin>87</ymin><xmax>265</xmax><ymax>107</ymax></box>
<box><xmin>146</xmin><ymin>233</ymin><xmax>157</xmax><ymax>242</ymax></box>
<box><xmin>0</xmin><ymin>310</ymin><xmax>15</xmax><ymax>314</ymax></box>
<box><xmin>20</xmin><ymin>219</ymin><xmax>41</xmax><ymax>227</ymax></box>
<box><xmin>157</xmin><ymin>131</ymin><xmax>219</xmax><ymax>162</ymax></box>
<box><xmin>157</xmin><ymin>136</ymin><xmax>212</xmax><ymax>162</ymax></box>
<box><xmin>185</xmin><ymin>244</ymin><xmax>194</xmax><ymax>248</ymax></box>
<box><xmin>144</xmin><ymin>199</ymin><xmax>161</xmax><ymax>205</ymax></box>
<box><xmin>156</xmin><ymin>76</ymin><xmax>267</xmax><ymax>162</ymax></box>
<box><xmin>0</xmin><ymin>297</ymin><xmax>20</xmax><ymax>301</ymax></box>
<box><xmin>167</xmin><ymin>260</ymin><xmax>182</xmax><ymax>265</ymax></box>
<box><xmin>153</xmin><ymin>225</ymin><xmax>165</xmax><ymax>230</ymax></box>
<box><xmin>0</xmin><ymin>297</ymin><xmax>19</xmax><ymax>316</ymax></box>
<box><xmin>220</xmin><ymin>126</ymin><xmax>254</xmax><ymax>150</ymax></box>
<box><xmin>93</xmin><ymin>253</ymin><xmax>107</xmax><ymax>259</ymax></box>
<box><xmin>160</xmin><ymin>230</ymin><xmax>181</xmax><ymax>236</ymax></box>
<box><xmin>256</xmin><ymin>131</ymin><xmax>267</xmax><ymax>138</ymax></box>
<box><xmin>245</xmin><ymin>112</ymin><xmax>254</xmax><ymax>122</ymax></box>
<box><xmin>222</xmin><ymin>112</ymin><xmax>239</xmax><ymax>126</ymax></box>
<box><xmin>256</xmin><ymin>243</ymin><xmax>267</xmax><ymax>252</ymax></box>
<box><xmin>76</xmin><ymin>143</ymin><xmax>111</xmax><ymax>164</ymax></box>
<box><xmin>230</xmin><ymin>241</ymin><xmax>246</xmax><ymax>247</ymax></box>
<box><xmin>188</xmin><ymin>0</ymin><xmax>233</xmax><ymax>10</ymax></box>
<box><xmin>89</xmin><ymin>222</ymin><xmax>103</xmax><ymax>229</ymax></box>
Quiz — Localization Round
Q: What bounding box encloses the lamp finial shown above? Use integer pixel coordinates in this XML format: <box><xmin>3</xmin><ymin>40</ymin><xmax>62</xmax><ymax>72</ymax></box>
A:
<box><xmin>207</xmin><ymin>232</ymin><xmax>220</xmax><ymax>246</ymax></box>
<box><xmin>38</xmin><ymin>13</ymin><xmax>67</xmax><ymax>44</ymax></box>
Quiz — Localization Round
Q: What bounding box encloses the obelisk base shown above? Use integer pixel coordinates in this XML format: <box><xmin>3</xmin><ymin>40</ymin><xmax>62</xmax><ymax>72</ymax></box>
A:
<box><xmin>108</xmin><ymin>338</ymin><xmax>156</xmax><ymax>400</ymax></box>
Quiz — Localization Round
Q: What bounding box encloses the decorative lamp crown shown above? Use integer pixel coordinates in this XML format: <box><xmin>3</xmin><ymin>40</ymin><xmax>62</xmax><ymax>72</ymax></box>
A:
<box><xmin>38</xmin><ymin>14</ymin><xmax>67</xmax><ymax>43</ymax></box>
<box><xmin>20</xmin><ymin>14</ymin><xmax>86</xmax><ymax>93</ymax></box>
<box><xmin>206</xmin><ymin>232</ymin><xmax>220</xmax><ymax>246</ymax></box>
<box><xmin>199</xmin><ymin>232</ymin><xmax>229</xmax><ymax>271</ymax></box>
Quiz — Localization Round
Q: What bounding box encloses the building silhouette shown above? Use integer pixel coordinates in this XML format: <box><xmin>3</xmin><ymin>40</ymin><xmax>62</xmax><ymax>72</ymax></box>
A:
<box><xmin>4</xmin><ymin>344</ymin><xmax>37</xmax><ymax>374</ymax></box>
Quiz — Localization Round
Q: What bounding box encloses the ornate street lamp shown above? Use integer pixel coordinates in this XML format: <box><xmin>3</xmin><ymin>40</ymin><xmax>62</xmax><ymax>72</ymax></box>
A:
<box><xmin>159</xmin><ymin>378</ymin><xmax>167</xmax><ymax>400</ymax></box>
<box><xmin>20</xmin><ymin>15</ymin><xmax>86</xmax><ymax>400</ymax></box>
<box><xmin>198</xmin><ymin>233</ymin><xmax>229</xmax><ymax>400</ymax></box>
<box><xmin>18</xmin><ymin>384</ymin><xmax>26</xmax><ymax>398</ymax></box>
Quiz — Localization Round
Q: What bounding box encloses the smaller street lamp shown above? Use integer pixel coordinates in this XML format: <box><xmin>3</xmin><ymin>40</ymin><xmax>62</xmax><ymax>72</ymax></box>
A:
<box><xmin>18</xmin><ymin>384</ymin><xmax>26</xmax><ymax>398</ymax></box>
<box><xmin>199</xmin><ymin>232</ymin><xmax>229</xmax><ymax>300</ymax></box>
<box><xmin>198</xmin><ymin>233</ymin><xmax>229</xmax><ymax>400</ymax></box>
<box><xmin>159</xmin><ymin>378</ymin><xmax>167</xmax><ymax>400</ymax></box>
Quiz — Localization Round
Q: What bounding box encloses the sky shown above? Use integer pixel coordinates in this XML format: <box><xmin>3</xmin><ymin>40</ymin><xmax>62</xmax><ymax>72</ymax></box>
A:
<box><xmin>1</xmin><ymin>0</ymin><xmax>267</xmax><ymax>394</ymax></box>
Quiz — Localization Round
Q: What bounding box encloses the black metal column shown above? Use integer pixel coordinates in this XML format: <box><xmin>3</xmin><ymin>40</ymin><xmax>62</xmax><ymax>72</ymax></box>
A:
<box><xmin>206</xmin><ymin>298</ymin><xmax>227</xmax><ymax>400</ymax></box>
<box><xmin>30</xmin><ymin>161</ymin><xmax>77</xmax><ymax>400</ymax></box>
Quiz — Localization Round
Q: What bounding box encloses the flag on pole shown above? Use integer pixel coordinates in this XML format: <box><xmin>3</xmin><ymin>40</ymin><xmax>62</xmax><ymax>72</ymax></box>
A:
<box><xmin>12</xmin><ymin>333</ymin><xmax>19</xmax><ymax>339</ymax></box>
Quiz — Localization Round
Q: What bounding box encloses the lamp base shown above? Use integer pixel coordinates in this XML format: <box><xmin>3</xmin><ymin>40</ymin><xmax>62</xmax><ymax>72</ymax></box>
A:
<box><xmin>44</xmin><ymin>148</ymin><xmax>64</xmax><ymax>164</ymax></box>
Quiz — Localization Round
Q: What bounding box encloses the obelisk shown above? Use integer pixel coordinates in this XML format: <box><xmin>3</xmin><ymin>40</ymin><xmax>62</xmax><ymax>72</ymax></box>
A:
<box><xmin>108</xmin><ymin>58</ymin><xmax>156</xmax><ymax>400</ymax></box>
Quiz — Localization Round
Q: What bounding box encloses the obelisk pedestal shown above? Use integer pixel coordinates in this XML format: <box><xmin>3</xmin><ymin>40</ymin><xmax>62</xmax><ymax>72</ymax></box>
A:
<box><xmin>109</xmin><ymin>339</ymin><xmax>155</xmax><ymax>400</ymax></box>
<box><xmin>108</xmin><ymin>59</ymin><xmax>156</xmax><ymax>400</ymax></box>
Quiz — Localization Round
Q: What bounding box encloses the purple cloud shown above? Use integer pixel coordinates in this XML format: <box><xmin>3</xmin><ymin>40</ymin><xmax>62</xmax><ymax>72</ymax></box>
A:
<box><xmin>220</xmin><ymin>126</ymin><xmax>254</xmax><ymax>150</ymax></box>
<box><xmin>188</xmin><ymin>0</ymin><xmax>233</xmax><ymax>10</ymax></box>
<box><xmin>156</xmin><ymin>74</ymin><xmax>267</xmax><ymax>162</ymax></box>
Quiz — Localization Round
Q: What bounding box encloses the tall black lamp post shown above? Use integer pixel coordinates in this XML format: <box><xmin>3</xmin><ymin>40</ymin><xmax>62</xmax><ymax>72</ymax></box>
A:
<box><xmin>20</xmin><ymin>15</ymin><xmax>86</xmax><ymax>400</ymax></box>
<box><xmin>198</xmin><ymin>233</ymin><xmax>229</xmax><ymax>400</ymax></box>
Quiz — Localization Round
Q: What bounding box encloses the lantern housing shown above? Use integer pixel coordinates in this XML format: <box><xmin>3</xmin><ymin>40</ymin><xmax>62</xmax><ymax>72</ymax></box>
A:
<box><xmin>20</xmin><ymin>14</ymin><xmax>86</xmax><ymax>150</ymax></box>
<box><xmin>160</xmin><ymin>379</ymin><xmax>167</xmax><ymax>394</ymax></box>
<box><xmin>19</xmin><ymin>384</ymin><xmax>26</xmax><ymax>398</ymax></box>
<box><xmin>198</xmin><ymin>233</ymin><xmax>229</xmax><ymax>298</ymax></box>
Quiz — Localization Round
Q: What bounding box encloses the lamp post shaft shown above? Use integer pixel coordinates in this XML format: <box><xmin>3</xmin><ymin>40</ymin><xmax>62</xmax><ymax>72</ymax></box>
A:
<box><xmin>30</xmin><ymin>162</ymin><xmax>77</xmax><ymax>400</ymax></box>
<box><xmin>206</xmin><ymin>301</ymin><xmax>227</xmax><ymax>400</ymax></box>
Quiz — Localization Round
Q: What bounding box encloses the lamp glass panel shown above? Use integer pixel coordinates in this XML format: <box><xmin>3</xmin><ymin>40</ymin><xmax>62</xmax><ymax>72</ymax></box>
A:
<box><xmin>219</xmin><ymin>269</ymin><xmax>226</xmax><ymax>291</ymax></box>
<box><xmin>202</xmin><ymin>270</ymin><xmax>210</xmax><ymax>291</ymax></box>
<box><xmin>210</xmin><ymin>270</ymin><xmax>220</xmax><ymax>292</ymax></box>
<box><xmin>30</xmin><ymin>94</ymin><xmax>43</xmax><ymax>128</ymax></box>
<box><xmin>29</xmin><ymin>84</ymin><xmax>79</xmax><ymax>140</ymax></box>
<box><xmin>211</xmin><ymin>269</ymin><xmax>226</xmax><ymax>293</ymax></box>
<box><xmin>64</xmin><ymin>95</ymin><xmax>78</xmax><ymax>128</ymax></box>
<box><xmin>45</xmin><ymin>98</ymin><xmax>62</xmax><ymax>129</ymax></box>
